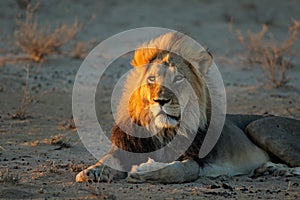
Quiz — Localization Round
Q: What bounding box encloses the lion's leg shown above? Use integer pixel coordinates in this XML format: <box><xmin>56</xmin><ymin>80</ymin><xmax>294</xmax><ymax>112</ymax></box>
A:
<box><xmin>127</xmin><ymin>159</ymin><xmax>199</xmax><ymax>183</ymax></box>
<box><xmin>251</xmin><ymin>162</ymin><xmax>300</xmax><ymax>178</ymax></box>
<box><xmin>76</xmin><ymin>153</ymin><xmax>127</xmax><ymax>182</ymax></box>
<box><xmin>245</xmin><ymin>116</ymin><xmax>300</xmax><ymax>178</ymax></box>
<box><xmin>246</xmin><ymin>116</ymin><xmax>300</xmax><ymax>167</ymax></box>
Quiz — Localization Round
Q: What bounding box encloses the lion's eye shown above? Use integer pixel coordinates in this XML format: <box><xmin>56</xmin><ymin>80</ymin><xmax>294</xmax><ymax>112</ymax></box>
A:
<box><xmin>174</xmin><ymin>75</ymin><xmax>185</xmax><ymax>83</ymax></box>
<box><xmin>147</xmin><ymin>76</ymin><xmax>156</xmax><ymax>84</ymax></box>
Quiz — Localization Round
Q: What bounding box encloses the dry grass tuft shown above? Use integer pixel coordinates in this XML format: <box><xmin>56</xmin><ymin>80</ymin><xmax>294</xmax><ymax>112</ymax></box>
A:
<box><xmin>14</xmin><ymin>3</ymin><xmax>82</xmax><ymax>62</ymax></box>
<box><xmin>68</xmin><ymin>162</ymin><xmax>88</xmax><ymax>172</ymax></box>
<box><xmin>43</xmin><ymin>133</ymin><xmax>71</xmax><ymax>149</ymax></box>
<box><xmin>0</xmin><ymin>169</ymin><xmax>20</xmax><ymax>184</ymax></box>
<box><xmin>60</xmin><ymin>116</ymin><xmax>77</xmax><ymax>131</ymax></box>
<box><xmin>234</xmin><ymin>19</ymin><xmax>300</xmax><ymax>88</ymax></box>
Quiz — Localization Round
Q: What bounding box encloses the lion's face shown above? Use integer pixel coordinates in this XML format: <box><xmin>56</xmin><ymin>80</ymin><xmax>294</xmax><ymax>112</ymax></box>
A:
<box><xmin>126</xmin><ymin>52</ymin><xmax>208</xmax><ymax>131</ymax></box>
<box><xmin>116</xmin><ymin>32</ymin><xmax>212</xmax><ymax>135</ymax></box>
<box><xmin>145</xmin><ymin>53</ymin><xmax>189</xmax><ymax>129</ymax></box>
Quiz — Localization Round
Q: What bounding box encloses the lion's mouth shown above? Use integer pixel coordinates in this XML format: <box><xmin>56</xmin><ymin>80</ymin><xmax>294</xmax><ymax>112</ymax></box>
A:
<box><xmin>157</xmin><ymin>111</ymin><xmax>180</xmax><ymax>121</ymax></box>
<box><xmin>149</xmin><ymin>104</ymin><xmax>181</xmax><ymax>128</ymax></box>
<box><xmin>153</xmin><ymin>110</ymin><xmax>180</xmax><ymax>128</ymax></box>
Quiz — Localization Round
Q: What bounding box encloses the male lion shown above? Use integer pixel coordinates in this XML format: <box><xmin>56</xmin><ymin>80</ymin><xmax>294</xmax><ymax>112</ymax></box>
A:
<box><xmin>76</xmin><ymin>32</ymin><xmax>300</xmax><ymax>183</ymax></box>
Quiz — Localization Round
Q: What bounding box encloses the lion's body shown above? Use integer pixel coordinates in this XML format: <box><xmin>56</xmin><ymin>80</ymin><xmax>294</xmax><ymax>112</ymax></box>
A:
<box><xmin>76</xmin><ymin>32</ymin><xmax>300</xmax><ymax>183</ymax></box>
<box><xmin>199</xmin><ymin>114</ymin><xmax>269</xmax><ymax>177</ymax></box>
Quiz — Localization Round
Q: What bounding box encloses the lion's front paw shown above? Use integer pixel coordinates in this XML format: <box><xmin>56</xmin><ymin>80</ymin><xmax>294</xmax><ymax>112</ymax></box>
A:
<box><xmin>76</xmin><ymin>164</ymin><xmax>117</xmax><ymax>182</ymax></box>
<box><xmin>127</xmin><ymin>158</ymin><xmax>170</xmax><ymax>183</ymax></box>
<box><xmin>127</xmin><ymin>158</ymin><xmax>199</xmax><ymax>183</ymax></box>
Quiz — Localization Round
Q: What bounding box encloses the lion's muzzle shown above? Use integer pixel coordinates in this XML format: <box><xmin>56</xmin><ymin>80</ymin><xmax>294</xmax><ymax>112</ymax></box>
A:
<box><xmin>150</xmin><ymin>98</ymin><xmax>181</xmax><ymax>128</ymax></box>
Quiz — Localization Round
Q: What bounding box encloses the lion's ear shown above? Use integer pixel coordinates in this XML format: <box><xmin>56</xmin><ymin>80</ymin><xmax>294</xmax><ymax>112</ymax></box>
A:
<box><xmin>196</xmin><ymin>50</ymin><xmax>213</xmax><ymax>75</ymax></box>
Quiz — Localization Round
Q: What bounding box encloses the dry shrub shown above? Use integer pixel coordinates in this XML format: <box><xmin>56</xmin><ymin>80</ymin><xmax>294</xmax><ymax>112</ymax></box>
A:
<box><xmin>14</xmin><ymin>3</ymin><xmax>82</xmax><ymax>62</ymax></box>
<box><xmin>235</xmin><ymin>20</ymin><xmax>300</xmax><ymax>88</ymax></box>
<box><xmin>9</xmin><ymin>65</ymin><xmax>34</xmax><ymax>119</ymax></box>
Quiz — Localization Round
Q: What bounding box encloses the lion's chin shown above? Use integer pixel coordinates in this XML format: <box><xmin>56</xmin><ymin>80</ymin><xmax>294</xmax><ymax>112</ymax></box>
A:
<box><xmin>154</xmin><ymin>114</ymin><xmax>179</xmax><ymax>129</ymax></box>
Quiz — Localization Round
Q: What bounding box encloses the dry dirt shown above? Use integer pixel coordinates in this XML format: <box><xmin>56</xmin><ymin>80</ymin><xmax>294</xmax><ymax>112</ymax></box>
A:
<box><xmin>0</xmin><ymin>0</ymin><xmax>300</xmax><ymax>199</ymax></box>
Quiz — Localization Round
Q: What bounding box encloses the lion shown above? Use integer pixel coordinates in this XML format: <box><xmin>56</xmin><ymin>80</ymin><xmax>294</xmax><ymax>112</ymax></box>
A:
<box><xmin>76</xmin><ymin>32</ymin><xmax>300</xmax><ymax>183</ymax></box>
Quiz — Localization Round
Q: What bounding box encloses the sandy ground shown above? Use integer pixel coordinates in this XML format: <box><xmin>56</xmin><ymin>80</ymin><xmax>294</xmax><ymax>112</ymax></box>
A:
<box><xmin>0</xmin><ymin>0</ymin><xmax>300</xmax><ymax>199</ymax></box>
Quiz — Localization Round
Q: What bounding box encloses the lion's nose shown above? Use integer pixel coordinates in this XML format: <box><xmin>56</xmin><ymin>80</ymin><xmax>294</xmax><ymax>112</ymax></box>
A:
<box><xmin>153</xmin><ymin>98</ymin><xmax>171</xmax><ymax>106</ymax></box>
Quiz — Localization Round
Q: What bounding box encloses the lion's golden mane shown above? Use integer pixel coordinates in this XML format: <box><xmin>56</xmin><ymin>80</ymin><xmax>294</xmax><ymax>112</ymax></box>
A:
<box><xmin>110</xmin><ymin>32</ymin><xmax>213</xmax><ymax>167</ymax></box>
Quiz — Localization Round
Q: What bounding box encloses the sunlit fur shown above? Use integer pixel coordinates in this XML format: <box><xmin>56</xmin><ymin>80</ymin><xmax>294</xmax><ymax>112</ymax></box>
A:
<box><xmin>113</xmin><ymin>32</ymin><xmax>212</xmax><ymax>147</ymax></box>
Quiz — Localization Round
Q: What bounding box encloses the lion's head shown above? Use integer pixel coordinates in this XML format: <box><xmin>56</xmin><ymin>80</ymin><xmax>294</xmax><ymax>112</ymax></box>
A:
<box><xmin>116</xmin><ymin>32</ymin><xmax>212</xmax><ymax>138</ymax></box>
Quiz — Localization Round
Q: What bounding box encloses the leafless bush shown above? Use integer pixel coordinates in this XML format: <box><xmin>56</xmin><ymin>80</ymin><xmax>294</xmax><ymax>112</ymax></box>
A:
<box><xmin>14</xmin><ymin>3</ymin><xmax>81</xmax><ymax>62</ymax></box>
<box><xmin>234</xmin><ymin>20</ymin><xmax>300</xmax><ymax>88</ymax></box>
<box><xmin>9</xmin><ymin>65</ymin><xmax>34</xmax><ymax>119</ymax></box>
